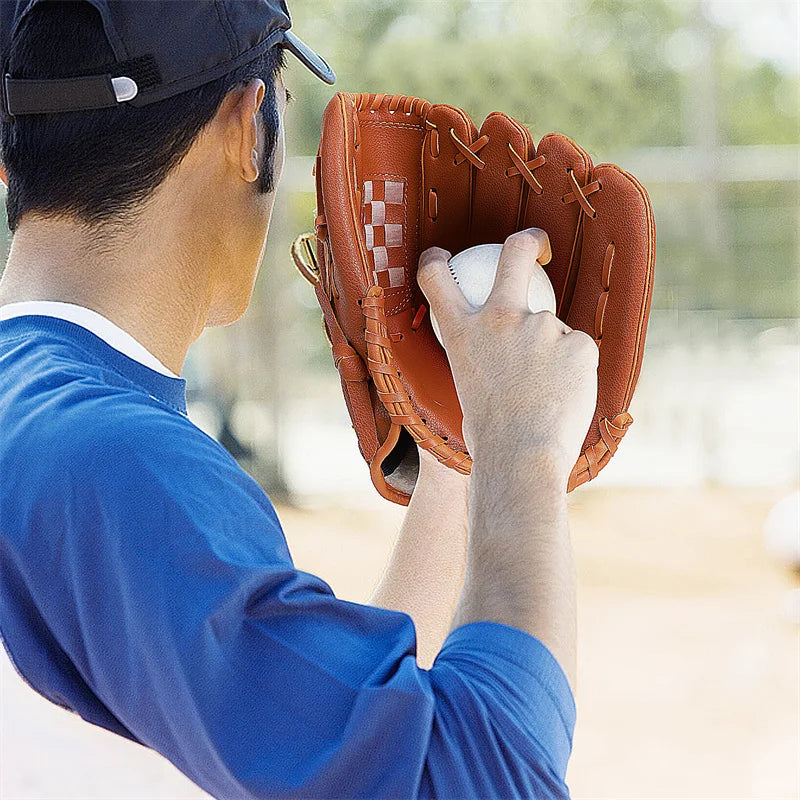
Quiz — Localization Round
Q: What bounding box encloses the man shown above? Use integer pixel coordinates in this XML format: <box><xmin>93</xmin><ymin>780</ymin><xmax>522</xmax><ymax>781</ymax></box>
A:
<box><xmin>0</xmin><ymin>1</ymin><xmax>597</xmax><ymax>798</ymax></box>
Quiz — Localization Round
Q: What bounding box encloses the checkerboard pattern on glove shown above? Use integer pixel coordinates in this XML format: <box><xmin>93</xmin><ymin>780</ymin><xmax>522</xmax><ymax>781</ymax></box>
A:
<box><xmin>362</xmin><ymin>179</ymin><xmax>405</xmax><ymax>289</ymax></box>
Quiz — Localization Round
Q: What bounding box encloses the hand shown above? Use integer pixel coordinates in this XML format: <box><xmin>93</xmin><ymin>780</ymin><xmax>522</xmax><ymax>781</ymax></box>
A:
<box><xmin>417</xmin><ymin>228</ymin><xmax>598</xmax><ymax>487</ymax></box>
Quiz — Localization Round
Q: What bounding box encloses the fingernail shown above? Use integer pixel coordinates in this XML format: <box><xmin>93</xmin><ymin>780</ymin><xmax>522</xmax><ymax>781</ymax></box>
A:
<box><xmin>519</xmin><ymin>227</ymin><xmax>552</xmax><ymax>265</ymax></box>
<box><xmin>539</xmin><ymin>238</ymin><xmax>553</xmax><ymax>266</ymax></box>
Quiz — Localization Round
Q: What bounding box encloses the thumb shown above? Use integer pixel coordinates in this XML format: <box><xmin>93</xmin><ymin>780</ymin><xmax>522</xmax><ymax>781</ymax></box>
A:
<box><xmin>417</xmin><ymin>247</ymin><xmax>470</xmax><ymax>332</ymax></box>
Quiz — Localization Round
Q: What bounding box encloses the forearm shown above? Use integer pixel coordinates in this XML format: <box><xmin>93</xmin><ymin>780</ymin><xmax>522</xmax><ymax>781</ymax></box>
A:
<box><xmin>369</xmin><ymin>449</ymin><xmax>469</xmax><ymax>668</ymax></box>
<box><xmin>452</xmin><ymin>450</ymin><xmax>577</xmax><ymax>691</ymax></box>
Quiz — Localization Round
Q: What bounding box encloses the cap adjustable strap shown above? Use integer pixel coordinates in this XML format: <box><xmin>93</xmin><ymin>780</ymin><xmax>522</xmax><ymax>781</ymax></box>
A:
<box><xmin>2</xmin><ymin>72</ymin><xmax>139</xmax><ymax>116</ymax></box>
<box><xmin>1</xmin><ymin>55</ymin><xmax>158</xmax><ymax>116</ymax></box>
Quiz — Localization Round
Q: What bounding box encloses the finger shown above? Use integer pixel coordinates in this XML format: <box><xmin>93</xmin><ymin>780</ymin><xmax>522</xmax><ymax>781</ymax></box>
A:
<box><xmin>533</xmin><ymin>308</ymin><xmax>572</xmax><ymax>336</ymax></box>
<box><xmin>569</xmin><ymin>327</ymin><xmax>600</xmax><ymax>364</ymax></box>
<box><xmin>485</xmin><ymin>228</ymin><xmax>552</xmax><ymax>312</ymax></box>
<box><xmin>417</xmin><ymin>246</ymin><xmax>471</xmax><ymax>327</ymax></box>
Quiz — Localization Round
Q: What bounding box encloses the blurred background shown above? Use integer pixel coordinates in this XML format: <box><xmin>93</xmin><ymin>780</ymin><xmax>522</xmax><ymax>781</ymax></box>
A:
<box><xmin>1</xmin><ymin>0</ymin><xmax>798</xmax><ymax>798</ymax></box>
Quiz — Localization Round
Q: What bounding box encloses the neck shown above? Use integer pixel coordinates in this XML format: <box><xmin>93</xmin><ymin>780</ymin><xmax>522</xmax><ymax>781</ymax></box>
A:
<box><xmin>0</xmin><ymin>211</ymin><xmax>215</xmax><ymax>375</ymax></box>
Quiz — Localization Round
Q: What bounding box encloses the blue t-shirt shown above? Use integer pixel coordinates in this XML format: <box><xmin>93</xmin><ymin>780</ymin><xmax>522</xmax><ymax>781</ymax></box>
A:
<box><xmin>0</xmin><ymin>314</ymin><xmax>575</xmax><ymax>799</ymax></box>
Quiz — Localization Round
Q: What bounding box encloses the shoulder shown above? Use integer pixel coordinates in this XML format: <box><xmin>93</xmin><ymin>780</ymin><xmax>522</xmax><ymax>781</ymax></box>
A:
<box><xmin>1</xmin><ymin>339</ymin><xmax>285</xmax><ymax>556</ymax></box>
<box><xmin>75</xmin><ymin>389</ymin><xmax>227</xmax><ymax>469</ymax></box>
<box><xmin>74</xmin><ymin>392</ymin><xmax>275</xmax><ymax>519</ymax></box>
<box><xmin>27</xmin><ymin>380</ymin><xmax>230</xmax><ymax>481</ymax></box>
<box><xmin>9</xmin><ymin>376</ymin><xmax>280</xmax><ymax>535</ymax></box>
<box><xmin>0</xmin><ymin>331</ymin><xmax>208</xmax><ymax>473</ymax></box>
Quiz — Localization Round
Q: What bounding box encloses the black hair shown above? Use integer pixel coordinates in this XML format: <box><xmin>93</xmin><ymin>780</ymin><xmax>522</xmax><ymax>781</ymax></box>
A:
<box><xmin>0</xmin><ymin>1</ymin><xmax>283</xmax><ymax>233</ymax></box>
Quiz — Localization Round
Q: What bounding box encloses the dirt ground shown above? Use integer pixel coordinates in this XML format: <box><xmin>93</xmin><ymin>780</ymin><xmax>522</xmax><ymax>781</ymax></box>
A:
<box><xmin>2</xmin><ymin>487</ymin><xmax>798</xmax><ymax>799</ymax></box>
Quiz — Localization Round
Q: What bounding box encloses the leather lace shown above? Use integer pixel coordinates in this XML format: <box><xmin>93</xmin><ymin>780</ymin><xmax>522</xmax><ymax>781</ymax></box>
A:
<box><xmin>594</xmin><ymin>243</ymin><xmax>615</xmax><ymax>344</ymax></box>
<box><xmin>411</xmin><ymin>304</ymin><xmax>428</xmax><ymax>331</ymax></box>
<box><xmin>354</xmin><ymin>92</ymin><xmax>431</xmax><ymax>117</ymax></box>
<box><xmin>450</xmin><ymin>129</ymin><xmax>490</xmax><ymax>169</ymax></box>
<box><xmin>568</xmin><ymin>413</ymin><xmax>632</xmax><ymax>490</ymax></box>
<box><xmin>425</xmin><ymin>120</ymin><xmax>440</xmax><ymax>157</ymax></box>
<box><xmin>505</xmin><ymin>144</ymin><xmax>546</xmax><ymax>194</ymax></box>
<box><xmin>562</xmin><ymin>169</ymin><xmax>601</xmax><ymax>218</ymax></box>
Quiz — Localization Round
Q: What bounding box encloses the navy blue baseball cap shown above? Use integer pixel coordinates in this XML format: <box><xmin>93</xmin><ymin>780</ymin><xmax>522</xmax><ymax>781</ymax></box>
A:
<box><xmin>0</xmin><ymin>0</ymin><xmax>335</xmax><ymax>116</ymax></box>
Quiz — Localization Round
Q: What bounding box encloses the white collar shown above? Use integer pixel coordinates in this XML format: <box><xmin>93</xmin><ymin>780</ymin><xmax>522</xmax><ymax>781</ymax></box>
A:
<box><xmin>0</xmin><ymin>300</ymin><xmax>180</xmax><ymax>378</ymax></box>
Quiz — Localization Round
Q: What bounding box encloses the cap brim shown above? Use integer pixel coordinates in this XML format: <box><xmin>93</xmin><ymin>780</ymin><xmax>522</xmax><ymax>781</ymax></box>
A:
<box><xmin>281</xmin><ymin>30</ymin><xmax>336</xmax><ymax>85</ymax></box>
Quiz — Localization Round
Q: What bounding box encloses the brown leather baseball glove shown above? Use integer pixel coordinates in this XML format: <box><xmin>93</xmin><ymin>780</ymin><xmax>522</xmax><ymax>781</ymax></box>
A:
<box><xmin>292</xmin><ymin>92</ymin><xmax>655</xmax><ymax>505</ymax></box>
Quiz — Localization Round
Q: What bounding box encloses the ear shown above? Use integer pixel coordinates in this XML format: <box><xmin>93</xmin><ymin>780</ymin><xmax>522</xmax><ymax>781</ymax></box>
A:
<box><xmin>222</xmin><ymin>78</ymin><xmax>266</xmax><ymax>184</ymax></box>
<box><xmin>0</xmin><ymin>162</ymin><xmax>7</xmax><ymax>187</ymax></box>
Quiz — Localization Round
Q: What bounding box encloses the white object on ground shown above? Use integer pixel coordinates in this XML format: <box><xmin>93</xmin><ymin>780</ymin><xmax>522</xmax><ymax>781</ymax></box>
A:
<box><xmin>764</xmin><ymin>490</ymin><xmax>800</xmax><ymax>568</ymax></box>
<box><xmin>430</xmin><ymin>243</ymin><xmax>557</xmax><ymax>345</ymax></box>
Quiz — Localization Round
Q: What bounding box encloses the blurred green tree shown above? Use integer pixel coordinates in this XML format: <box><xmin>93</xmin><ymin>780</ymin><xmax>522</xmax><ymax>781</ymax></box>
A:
<box><xmin>282</xmin><ymin>0</ymin><xmax>798</xmax><ymax>319</ymax></box>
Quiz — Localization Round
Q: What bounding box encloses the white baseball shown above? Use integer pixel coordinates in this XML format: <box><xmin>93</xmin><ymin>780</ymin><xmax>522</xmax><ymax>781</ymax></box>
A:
<box><xmin>430</xmin><ymin>243</ymin><xmax>557</xmax><ymax>346</ymax></box>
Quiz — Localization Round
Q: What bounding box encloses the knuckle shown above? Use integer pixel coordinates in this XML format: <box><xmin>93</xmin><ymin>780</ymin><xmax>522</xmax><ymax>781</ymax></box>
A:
<box><xmin>537</xmin><ymin>309</ymin><xmax>559</xmax><ymax>326</ymax></box>
<box><xmin>570</xmin><ymin>327</ymin><xmax>592</xmax><ymax>344</ymax></box>
<box><xmin>571</xmin><ymin>330</ymin><xmax>600</xmax><ymax>361</ymax></box>
<box><xmin>531</xmin><ymin>309</ymin><xmax>561</xmax><ymax>334</ymax></box>
<box><xmin>482</xmin><ymin>302</ymin><xmax>522</xmax><ymax>325</ymax></box>
<box><xmin>416</xmin><ymin>263</ymin><xmax>437</xmax><ymax>290</ymax></box>
<box><xmin>417</xmin><ymin>247</ymin><xmax>449</xmax><ymax>284</ymax></box>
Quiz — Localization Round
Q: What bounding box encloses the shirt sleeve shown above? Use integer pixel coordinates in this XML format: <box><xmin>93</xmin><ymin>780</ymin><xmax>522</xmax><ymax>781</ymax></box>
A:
<box><xmin>47</xmin><ymin>403</ymin><xmax>575</xmax><ymax>799</ymax></box>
